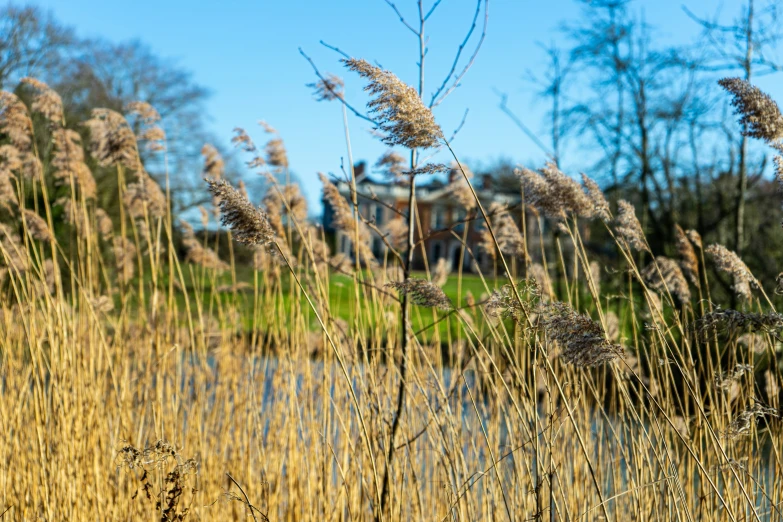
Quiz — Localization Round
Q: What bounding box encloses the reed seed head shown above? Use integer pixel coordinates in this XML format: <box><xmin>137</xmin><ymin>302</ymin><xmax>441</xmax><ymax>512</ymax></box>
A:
<box><xmin>641</xmin><ymin>256</ymin><xmax>691</xmax><ymax>303</ymax></box>
<box><xmin>344</xmin><ymin>58</ymin><xmax>443</xmax><ymax>150</ymax></box>
<box><xmin>83</xmin><ymin>109</ymin><xmax>140</xmax><ymax>169</ymax></box>
<box><xmin>205</xmin><ymin>177</ymin><xmax>276</xmax><ymax>249</ymax></box>
<box><xmin>615</xmin><ymin>200</ymin><xmax>649</xmax><ymax>252</ymax></box>
<box><xmin>539</xmin><ymin>301</ymin><xmax>625</xmax><ymax>367</ymax></box>
<box><xmin>308</xmin><ymin>74</ymin><xmax>344</xmax><ymax>101</ymax></box>
<box><xmin>20</xmin><ymin>77</ymin><xmax>63</xmax><ymax>126</ymax></box>
<box><xmin>706</xmin><ymin>244</ymin><xmax>757</xmax><ymax>301</ymax></box>
<box><xmin>386</xmin><ymin>278</ymin><xmax>452</xmax><ymax>310</ymax></box>
<box><xmin>719</xmin><ymin>77</ymin><xmax>783</xmax><ymax>143</ymax></box>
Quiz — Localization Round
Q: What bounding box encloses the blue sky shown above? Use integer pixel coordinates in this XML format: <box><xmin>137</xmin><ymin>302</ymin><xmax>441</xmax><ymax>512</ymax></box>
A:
<box><xmin>36</xmin><ymin>0</ymin><xmax>766</xmax><ymax>212</ymax></box>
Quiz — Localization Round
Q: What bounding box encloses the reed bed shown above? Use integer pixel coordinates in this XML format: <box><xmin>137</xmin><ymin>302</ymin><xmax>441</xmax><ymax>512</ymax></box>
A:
<box><xmin>0</xmin><ymin>69</ymin><xmax>780</xmax><ymax>522</ymax></box>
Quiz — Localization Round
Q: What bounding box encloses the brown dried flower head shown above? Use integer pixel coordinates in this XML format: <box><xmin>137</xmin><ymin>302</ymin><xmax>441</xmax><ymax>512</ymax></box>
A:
<box><xmin>113</xmin><ymin>236</ymin><xmax>137</xmax><ymax>284</ymax></box>
<box><xmin>492</xmin><ymin>204</ymin><xmax>525</xmax><ymax>260</ymax></box>
<box><xmin>344</xmin><ymin>58</ymin><xmax>443</xmax><ymax>149</ymax></box>
<box><xmin>319</xmin><ymin>173</ymin><xmax>374</xmax><ymax>262</ymax></box>
<box><xmin>581</xmin><ymin>173</ymin><xmax>611</xmax><ymax>222</ymax></box>
<box><xmin>615</xmin><ymin>200</ymin><xmax>649</xmax><ymax>252</ymax></box>
<box><xmin>0</xmin><ymin>91</ymin><xmax>33</xmax><ymax>151</ymax></box>
<box><xmin>125</xmin><ymin>101</ymin><xmax>166</xmax><ymax>152</ymax></box>
<box><xmin>83</xmin><ymin>109</ymin><xmax>139</xmax><ymax>169</ymax></box>
<box><xmin>309</xmin><ymin>74</ymin><xmax>344</xmax><ymax>101</ymax></box>
<box><xmin>706</xmin><ymin>244</ymin><xmax>757</xmax><ymax>301</ymax></box>
<box><xmin>384</xmin><ymin>214</ymin><xmax>408</xmax><ymax>251</ymax></box>
<box><xmin>124</xmin><ymin>170</ymin><xmax>167</xmax><ymax>219</ymax></box>
<box><xmin>201</xmin><ymin>144</ymin><xmax>224</xmax><ymax>178</ymax></box>
<box><xmin>516</xmin><ymin>166</ymin><xmax>562</xmax><ymax>220</ymax></box>
<box><xmin>641</xmin><ymin>256</ymin><xmax>691</xmax><ymax>303</ymax></box>
<box><xmin>180</xmin><ymin>220</ymin><xmax>229</xmax><ymax>271</ymax></box>
<box><xmin>719</xmin><ymin>78</ymin><xmax>783</xmax><ymax>143</ymax></box>
<box><xmin>205</xmin><ymin>177</ymin><xmax>276</xmax><ymax>249</ymax></box>
<box><xmin>375</xmin><ymin>150</ymin><xmax>407</xmax><ymax>180</ymax></box>
<box><xmin>432</xmin><ymin>257</ymin><xmax>450</xmax><ymax>287</ymax></box>
<box><xmin>95</xmin><ymin>208</ymin><xmax>113</xmax><ymax>240</ymax></box>
<box><xmin>694</xmin><ymin>309</ymin><xmax>783</xmax><ymax>338</ymax></box>
<box><xmin>539</xmin><ymin>301</ymin><xmax>625</xmax><ymax>367</ymax></box>
<box><xmin>386</xmin><ymin>278</ymin><xmax>452</xmax><ymax>310</ymax></box>
<box><xmin>675</xmin><ymin>224</ymin><xmax>699</xmax><ymax>285</ymax></box>
<box><xmin>265</xmin><ymin>137</ymin><xmax>289</xmax><ymax>169</ymax></box>
<box><xmin>22</xmin><ymin>210</ymin><xmax>52</xmax><ymax>242</ymax></box>
<box><xmin>447</xmin><ymin>162</ymin><xmax>477</xmax><ymax>211</ymax></box>
<box><xmin>231</xmin><ymin>127</ymin><xmax>256</xmax><ymax>152</ymax></box>
<box><xmin>686</xmin><ymin>229</ymin><xmax>702</xmax><ymax>249</ymax></box>
<box><xmin>20</xmin><ymin>77</ymin><xmax>63</xmax><ymax>126</ymax></box>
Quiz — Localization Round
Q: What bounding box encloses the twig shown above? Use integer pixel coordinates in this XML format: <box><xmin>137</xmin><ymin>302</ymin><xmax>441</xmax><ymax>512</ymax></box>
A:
<box><xmin>430</xmin><ymin>0</ymin><xmax>489</xmax><ymax>108</ymax></box>
<box><xmin>383</xmin><ymin>0</ymin><xmax>420</xmax><ymax>35</ymax></box>
<box><xmin>496</xmin><ymin>91</ymin><xmax>553</xmax><ymax>157</ymax></box>
<box><xmin>299</xmin><ymin>47</ymin><xmax>376</xmax><ymax>125</ymax></box>
<box><xmin>225</xmin><ymin>472</ymin><xmax>263</xmax><ymax>522</ymax></box>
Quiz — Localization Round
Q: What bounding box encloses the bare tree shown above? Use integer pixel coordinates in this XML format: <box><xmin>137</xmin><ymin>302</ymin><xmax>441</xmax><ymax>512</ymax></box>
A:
<box><xmin>685</xmin><ymin>0</ymin><xmax>783</xmax><ymax>255</ymax></box>
<box><xmin>0</xmin><ymin>4</ymin><xmax>74</xmax><ymax>89</ymax></box>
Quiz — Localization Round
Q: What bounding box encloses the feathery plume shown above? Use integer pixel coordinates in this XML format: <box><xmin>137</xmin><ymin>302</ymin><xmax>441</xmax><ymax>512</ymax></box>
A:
<box><xmin>0</xmin><ymin>224</ymin><xmax>28</xmax><ymax>275</ymax></box>
<box><xmin>319</xmin><ymin>173</ymin><xmax>374</xmax><ymax>262</ymax></box>
<box><xmin>95</xmin><ymin>208</ymin><xmax>113</xmax><ymax>240</ymax></box>
<box><xmin>180</xmin><ymin>220</ymin><xmax>229</xmax><ymax>271</ymax></box>
<box><xmin>694</xmin><ymin>309</ymin><xmax>783</xmax><ymax>337</ymax></box>
<box><xmin>432</xmin><ymin>257</ymin><xmax>450</xmax><ymax>287</ymax></box>
<box><xmin>539</xmin><ymin>301</ymin><xmax>625</xmax><ymax>367</ymax></box>
<box><xmin>675</xmin><ymin>224</ymin><xmax>699</xmax><ymax>285</ymax></box>
<box><xmin>124</xmin><ymin>171</ymin><xmax>167</xmax><ymax>219</ymax></box>
<box><xmin>486</xmin><ymin>284</ymin><xmax>528</xmax><ymax>323</ymax></box>
<box><xmin>204</xmin><ymin>178</ymin><xmax>276</xmax><ymax>249</ymax></box>
<box><xmin>344</xmin><ymin>58</ymin><xmax>443</xmax><ymax>149</ymax></box>
<box><xmin>492</xmin><ymin>204</ymin><xmax>525</xmax><ymax>260</ymax></box>
<box><xmin>719</xmin><ymin>78</ymin><xmax>783</xmax><ymax>143</ymax></box>
<box><xmin>386</xmin><ymin>278</ymin><xmax>452</xmax><ymax>309</ymax></box>
<box><xmin>540</xmin><ymin>162</ymin><xmax>593</xmax><ymax>218</ymax></box>
<box><xmin>529</xmin><ymin>262</ymin><xmax>554</xmax><ymax>301</ymax></box>
<box><xmin>22</xmin><ymin>210</ymin><xmax>52</xmax><ymax>242</ymax></box>
<box><xmin>231</xmin><ymin>127</ymin><xmax>256</xmax><ymax>152</ymax></box>
<box><xmin>516</xmin><ymin>166</ymin><xmax>563</xmax><ymax>220</ymax></box>
<box><xmin>641</xmin><ymin>256</ymin><xmax>691</xmax><ymax>303</ymax></box>
<box><xmin>113</xmin><ymin>236</ymin><xmax>136</xmax><ymax>284</ymax></box>
<box><xmin>258</xmin><ymin>120</ymin><xmax>278</xmax><ymax>134</ymax></box>
<box><xmin>384</xmin><ymin>215</ymin><xmax>408</xmax><ymax>251</ymax></box>
<box><xmin>706</xmin><ymin>244</ymin><xmax>757</xmax><ymax>301</ymax></box>
<box><xmin>83</xmin><ymin>109</ymin><xmax>139</xmax><ymax>169</ymax></box>
<box><xmin>20</xmin><ymin>77</ymin><xmax>63</xmax><ymax>125</ymax></box>
<box><xmin>615</xmin><ymin>200</ymin><xmax>649</xmax><ymax>252</ymax></box>
<box><xmin>265</xmin><ymin>138</ymin><xmax>289</xmax><ymax>169</ymax></box>
<box><xmin>124</xmin><ymin>101</ymin><xmax>166</xmax><ymax>152</ymax></box>
<box><xmin>725</xmin><ymin>402</ymin><xmax>778</xmax><ymax>438</ymax></box>
<box><xmin>686</xmin><ymin>229</ymin><xmax>703</xmax><ymax>249</ymax></box>
<box><xmin>201</xmin><ymin>144</ymin><xmax>224</xmax><ymax>178</ymax></box>
<box><xmin>51</xmin><ymin>129</ymin><xmax>96</xmax><ymax>198</ymax></box>
<box><xmin>0</xmin><ymin>145</ymin><xmax>20</xmax><ymax>212</ymax></box>
<box><xmin>581</xmin><ymin>173</ymin><xmax>611</xmax><ymax>222</ymax></box>
<box><xmin>375</xmin><ymin>150</ymin><xmax>407</xmax><ymax>180</ymax></box>
<box><xmin>308</xmin><ymin>74</ymin><xmax>344</xmax><ymax>101</ymax></box>
<box><xmin>0</xmin><ymin>91</ymin><xmax>33</xmax><ymax>151</ymax></box>
<box><xmin>447</xmin><ymin>162</ymin><xmax>477</xmax><ymax>211</ymax></box>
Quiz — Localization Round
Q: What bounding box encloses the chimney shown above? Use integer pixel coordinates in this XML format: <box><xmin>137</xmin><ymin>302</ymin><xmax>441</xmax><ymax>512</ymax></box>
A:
<box><xmin>481</xmin><ymin>174</ymin><xmax>492</xmax><ymax>191</ymax></box>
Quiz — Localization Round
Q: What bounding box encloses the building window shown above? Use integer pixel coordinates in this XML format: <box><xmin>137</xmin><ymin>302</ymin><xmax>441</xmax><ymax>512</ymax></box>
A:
<box><xmin>454</xmin><ymin>208</ymin><xmax>468</xmax><ymax>232</ymax></box>
<box><xmin>432</xmin><ymin>241</ymin><xmax>443</xmax><ymax>261</ymax></box>
<box><xmin>431</xmin><ymin>206</ymin><xmax>445</xmax><ymax>229</ymax></box>
<box><xmin>375</xmin><ymin>204</ymin><xmax>384</xmax><ymax>225</ymax></box>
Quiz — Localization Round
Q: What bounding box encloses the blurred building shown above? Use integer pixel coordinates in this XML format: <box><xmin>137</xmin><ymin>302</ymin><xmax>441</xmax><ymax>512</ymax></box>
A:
<box><xmin>322</xmin><ymin>162</ymin><xmax>524</xmax><ymax>272</ymax></box>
